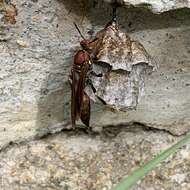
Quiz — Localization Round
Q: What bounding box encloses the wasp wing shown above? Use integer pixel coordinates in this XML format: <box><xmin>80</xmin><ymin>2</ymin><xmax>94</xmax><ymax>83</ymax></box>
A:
<box><xmin>76</xmin><ymin>60</ymin><xmax>91</xmax><ymax>126</ymax></box>
<box><xmin>71</xmin><ymin>69</ymin><xmax>79</xmax><ymax>128</ymax></box>
<box><xmin>76</xmin><ymin>61</ymin><xmax>90</xmax><ymax>110</ymax></box>
<box><xmin>80</xmin><ymin>92</ymin><xmax>90</xmax><ymax>127</ymax></box>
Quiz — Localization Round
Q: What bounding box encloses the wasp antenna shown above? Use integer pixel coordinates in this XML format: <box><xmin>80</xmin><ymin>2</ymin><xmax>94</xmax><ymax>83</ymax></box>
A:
<box><xmin>73</xmin><ymin>22</ymin><xmax>86</xmax><ymax>40</ymax></box>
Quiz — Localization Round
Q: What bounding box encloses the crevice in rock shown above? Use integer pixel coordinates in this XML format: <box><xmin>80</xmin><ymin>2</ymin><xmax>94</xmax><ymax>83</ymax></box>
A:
<box><xmin>131</xmin><ymin>122</ymin><xmax>187</xmax><ymax>137</ymax></box>
<box><xmin>101</xmin><ymin>122</ymin><xmax>187</xmax><ymax>138</ymax></box>
<box><xmin>0</xmin><ymin>121</ymin><xmax>186</xmax><ymax>153</ymax></box>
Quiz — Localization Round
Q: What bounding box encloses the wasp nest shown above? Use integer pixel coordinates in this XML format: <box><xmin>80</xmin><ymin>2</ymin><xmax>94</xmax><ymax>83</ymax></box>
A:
<box><xmin>85</xmin><ymin>20</ymin><xmax>157</xmax><ymax>111</ymax></box>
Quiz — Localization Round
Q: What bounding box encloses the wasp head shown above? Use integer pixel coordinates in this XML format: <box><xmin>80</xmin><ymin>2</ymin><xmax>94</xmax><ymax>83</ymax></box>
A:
<box><xmin>80</xmin><ymin>39</ymin><xmax>92</xmax><ymax>51</ymax></box>
<box><xmin>80</xmin><ymin>38</ymin><xmax>98</xmax><ymax>55</ymax></box>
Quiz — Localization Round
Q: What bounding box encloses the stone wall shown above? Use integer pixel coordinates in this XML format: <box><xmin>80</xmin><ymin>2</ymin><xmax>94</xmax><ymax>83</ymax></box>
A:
<box><xmin>0</xmin><ymin>0</ymin><xmax>190</xmax><ymax>149</ymax></box>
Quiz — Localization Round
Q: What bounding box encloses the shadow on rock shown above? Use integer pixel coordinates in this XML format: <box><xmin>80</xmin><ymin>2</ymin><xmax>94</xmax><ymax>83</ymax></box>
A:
<box><xmin>61</xmin><ymin>0</ymin><xmax>190</xmax><ymax>33</ymax></box>
<box><xmin>35</xmin><ymin>53</ymin><xmax>73</xmax><ymax>137</ymax></box>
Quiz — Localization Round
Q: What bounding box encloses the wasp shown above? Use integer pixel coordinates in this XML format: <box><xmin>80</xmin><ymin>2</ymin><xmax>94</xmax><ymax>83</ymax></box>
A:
<box><xmin>69</xmin><ymin>24</ymin><xmax>102</xmax><ymax>128</ymax></box>
<box><xmin>69</xmin><ymin>7</ymin><xmax>118</xmax><ymax>128</ymax></box>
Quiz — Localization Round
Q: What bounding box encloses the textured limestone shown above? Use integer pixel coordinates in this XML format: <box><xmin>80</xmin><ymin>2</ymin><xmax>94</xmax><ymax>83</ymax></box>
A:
<box><xmin>0</xmin><ymin>126</ymin><xmax>190</xmax><ymax>190</ymax></box>
<box><xmin>104</xmin><ymin>0</ymin><xmax>190</xmax><ymax>13</ymax></box>
<box><xmin>0</xmin><ymin>0</ymin><xmax>190</xmax><ymax>149</ymax></box>
<box><xmin>0</xmin><ymin>1</ymin><xmax>190</xmax><ymax>189</ymax></box>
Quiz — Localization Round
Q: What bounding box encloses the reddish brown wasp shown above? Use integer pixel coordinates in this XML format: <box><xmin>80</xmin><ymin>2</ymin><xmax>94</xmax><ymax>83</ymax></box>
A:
<box><xmin>69</xmin><ymin>23</ymin><xmax>102</xmax><ymax>128</ymax></box>
<box><xmin>69</xmin><ymin>7</ymin><xmax>118</xmax><ymax>128</ymax></box>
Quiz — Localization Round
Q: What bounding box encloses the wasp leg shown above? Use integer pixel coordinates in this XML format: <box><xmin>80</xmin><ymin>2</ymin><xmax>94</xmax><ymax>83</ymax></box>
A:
<box><xmin>86</xmin><ymin>78</ymin><xmax>96</xmax><ymax>93</ymax></box>
<box><xmin>96</xmin><ymin>96</ymin><xmax>107</xmax><ymax>105</ymax></box>
<box><xmin>90</xmin><ymin>70</ymin><xmax>103</xmax><ymax>77</ymax></box>
<box><xmin>86</xmin><ymin>78</ymin><xmax>107</xmax><ymax>107</ymax></box>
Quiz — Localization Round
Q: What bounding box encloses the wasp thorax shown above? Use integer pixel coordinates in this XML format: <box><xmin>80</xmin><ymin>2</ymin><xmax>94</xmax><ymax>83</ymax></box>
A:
<box><xmin>74</xmin><ymin>50</ymin><xmax>90</xmax><ymax>65</ymax></box>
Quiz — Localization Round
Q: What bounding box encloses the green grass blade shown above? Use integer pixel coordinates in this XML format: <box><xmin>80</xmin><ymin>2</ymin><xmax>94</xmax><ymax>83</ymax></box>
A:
<box><xmin>112</xmin><ymin>132</ymin><xmax>190</xmax><ymax>190</ymax></box>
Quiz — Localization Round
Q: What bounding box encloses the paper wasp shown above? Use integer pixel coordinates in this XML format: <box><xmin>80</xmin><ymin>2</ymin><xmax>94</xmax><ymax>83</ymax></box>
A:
<box><xmin>69</xmin><ymin>7</ymin><xmax>118</xmax><ymax>128</ymax></box>
<box><xmin>69</xmin><ymin>24</ymin><xmax>102</xmax><ymax>128</ymax></box>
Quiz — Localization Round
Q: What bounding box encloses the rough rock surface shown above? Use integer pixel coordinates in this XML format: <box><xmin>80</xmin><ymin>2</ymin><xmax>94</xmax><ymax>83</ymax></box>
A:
<box><xmin>1</xmin><ymin>126</ymin><xmax>190</xmax><ymax>190</ymax></box>
<box><xmin>104</xmin><ymin>0</ymin><xmax>190</xmax><ymax>13</ymax></box>
<box><xmin>0</xmin><ymin>0</ymin><xmax>190</xmax><ymax>148</ymax></box>
<box><xmin>0</xmin><ymin>1</ymin><xmax>190</xmax><ymax>189</ymax></box>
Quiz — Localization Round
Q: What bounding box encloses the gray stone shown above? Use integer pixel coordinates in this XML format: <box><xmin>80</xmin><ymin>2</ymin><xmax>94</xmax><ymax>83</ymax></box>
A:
<box><xmin>0</xmin><ymin>126</ymin><xmax>190</xmax><ymax>190</ymax></box>
<box><xmin>0</xmin><ymin>0</ymin><xmax>190</xmax><ymax>149</ymax></box>
<box><xmin>104</xmin><ymin>0</ymin><xmax>190</xmax><ymax>13</ymax></box>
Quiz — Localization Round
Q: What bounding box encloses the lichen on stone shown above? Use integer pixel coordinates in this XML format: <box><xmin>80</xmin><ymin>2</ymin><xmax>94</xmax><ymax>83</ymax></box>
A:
<box><xmin>0</xmin><ymin>0</ymin><xmax>17</xmax><ymax>24</ymax></box>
